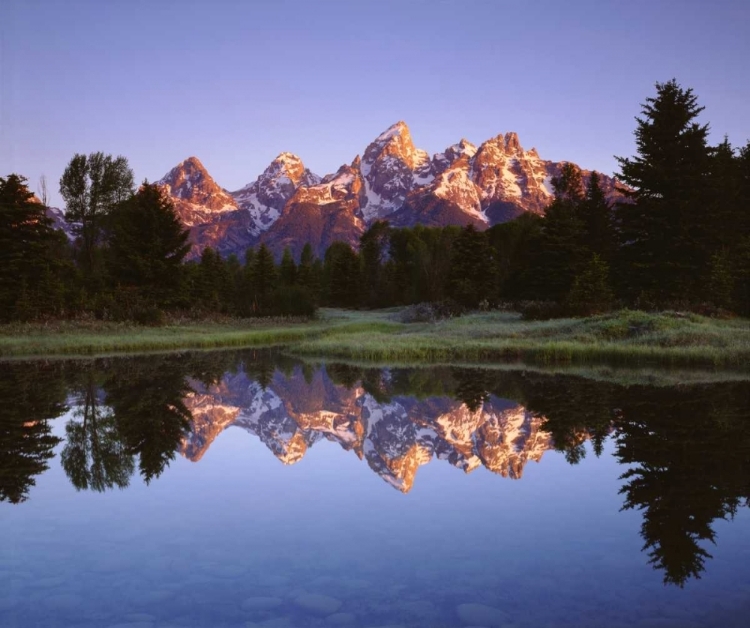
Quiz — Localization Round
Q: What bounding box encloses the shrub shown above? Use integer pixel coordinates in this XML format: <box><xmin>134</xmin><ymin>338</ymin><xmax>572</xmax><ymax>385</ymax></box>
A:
<box><xmin>398</xmin><ymin>300</ymin><xmax>466</xmax><ymax>323</ymax></box>
<box><xmin>132</xmin><ymin>305</ymin><xmax>166</xmax><ymax>326</ymax></box>
<box><xmin>519</xmin><ymin>301</ymin><xmax>568</xmax><ymax>320</ymax></box>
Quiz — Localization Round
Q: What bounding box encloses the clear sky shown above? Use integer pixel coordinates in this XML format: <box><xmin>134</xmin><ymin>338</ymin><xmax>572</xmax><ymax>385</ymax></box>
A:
<box><xmin>2</xmin><ymin>0</ymin><xmax>748</xmax><ymax>208</ymax></box>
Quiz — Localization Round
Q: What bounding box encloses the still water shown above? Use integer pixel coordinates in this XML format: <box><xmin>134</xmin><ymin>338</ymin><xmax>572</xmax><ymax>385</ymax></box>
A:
<box><xmin>1</xmin><ymin>350</ymin><xmax>749</xmax><ymax>628</ymax></box>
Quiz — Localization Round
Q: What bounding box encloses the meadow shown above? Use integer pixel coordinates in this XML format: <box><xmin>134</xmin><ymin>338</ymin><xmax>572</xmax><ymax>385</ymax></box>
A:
<box><xmin>1</xmin><ymin>308</ymin><xmax>748</xmax><ymax>370</ymax></box>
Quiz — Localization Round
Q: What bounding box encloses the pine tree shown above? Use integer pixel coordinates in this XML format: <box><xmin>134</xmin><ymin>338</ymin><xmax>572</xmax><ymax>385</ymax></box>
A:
<box><xmin>360</xmin><ymin>220</ymin><xmax>391</xmax><ymax>308</ymax></box>
<box><xmin>324</xmin><ymin>242</ymin><xmax>360</xmax><ymax>308</ymax></box>
<box><xmin>107</xmin><ymin>182</ymin><xmax>190</xmax><ymax>308</ymax></box>
<box><xmin>529</xmin><ymin>164</ymin><xmax>587</xmax><ymax>301</ymax></box>
<box><xmin>567</xmin><ymin>254</ymin><xmax>615</xmax><ymax>314</ymax></box>
<box><xmin>0</xmin><ymin>174</ymin><xmax>63</xmax><ymax>321</ymax></box>
<box><xmin>250</xmin><ymin>244</ymin><xmax>277</xmax><ymax>314</ymax></box>
<box><xmin>279</xmin><ymin>247</ymin><xmax>297</xmax><ymax>287</ymax></box>
<box><xmin>448</xmin><ymin>225</ymin><xmax>494</xmax><ymax>308</ymax></box>
<box><xmin>706</xmin><ymin>250</ymin><xmax>734</xmax><ymax>310</ymax></box>
<box><xmin>580</xmin><ymin>172</ymin><xmax>614</xmax><ymax>262</ymax></box>
<box><xmin>297</xmin><ymin>243</ymin><xmax>314</xmax><ymax>283</ymax></box>
<box><xmin>615</xmin><ymin>80</ymin><xmax>712</xmax><ymax>302</ymax></box>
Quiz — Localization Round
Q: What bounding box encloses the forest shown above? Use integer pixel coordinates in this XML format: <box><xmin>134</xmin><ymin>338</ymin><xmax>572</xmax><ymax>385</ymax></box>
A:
<box><xmin>1</xmin><ymin>80</ymin><xmax>748</xmax><ymax>324</ymax></box>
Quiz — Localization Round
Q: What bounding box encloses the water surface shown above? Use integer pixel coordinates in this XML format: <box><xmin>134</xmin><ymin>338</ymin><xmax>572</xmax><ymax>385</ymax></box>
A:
<box><xmin>2</xmin><ymin>351</ymin><xmax>749</xmax><ymax>627</ymax></box>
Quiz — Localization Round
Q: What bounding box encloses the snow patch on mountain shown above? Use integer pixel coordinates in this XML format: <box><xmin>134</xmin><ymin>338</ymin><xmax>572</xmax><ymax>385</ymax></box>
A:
<box><xmin>232</xmin><ymin>153</ymin><xmax>321</xmax><ymax>237</ymax></box>
<box><xmin>433</xmin><ymin>168</ymin><xmax>487</xmax><ymax>222</ymax></box>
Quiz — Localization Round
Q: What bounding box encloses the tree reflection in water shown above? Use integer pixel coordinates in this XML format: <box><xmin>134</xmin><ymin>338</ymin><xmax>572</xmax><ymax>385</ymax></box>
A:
<box><xmin>0</xmin><ymin>362</ymin><xmax>66</xmax><ymax>503</ymax></box>
<box><xmin>1</xmin><ymin>350</ymin><xmax>749</xmax><ymax>586</ymax></box>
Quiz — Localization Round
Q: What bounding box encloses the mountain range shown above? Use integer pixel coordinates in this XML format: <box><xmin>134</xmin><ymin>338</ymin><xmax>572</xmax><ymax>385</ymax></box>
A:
<box><xmin>155</xmin><ymin>122</ymin><xmax>622</xmax><ymax>259</ymax></box>
<box><xmin>180</xmin><ymin>365</ymin><xmax>556</xmax><ymax>492</ymax></box>
<box><xmin>42</xmin><ymin>123</ymin><xmax>621</xmax><ymax>258</ymax></box>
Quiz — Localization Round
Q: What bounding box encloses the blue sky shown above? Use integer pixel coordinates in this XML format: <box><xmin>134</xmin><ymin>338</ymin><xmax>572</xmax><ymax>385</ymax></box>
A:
<box><xmin>2</xmin><ymin>0</ymin><xmax>748</xmax><ymax>207</ymax></box>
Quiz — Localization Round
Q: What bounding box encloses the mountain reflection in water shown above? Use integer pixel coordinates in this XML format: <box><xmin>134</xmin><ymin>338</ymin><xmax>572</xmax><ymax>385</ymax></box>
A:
<box><xmin>1</xmin><ymin>349</ymin><xmax>749</xmax><ymax>588</ymax></box>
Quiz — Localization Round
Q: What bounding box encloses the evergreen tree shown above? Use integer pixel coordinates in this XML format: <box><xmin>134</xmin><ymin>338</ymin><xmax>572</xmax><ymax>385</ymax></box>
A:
<box><xmin>448</xmin><ymin>225</ymin><xmax>494</xmax><ymax>308</ymax></box>
<box><xmin>580</xmin><ymin>172</ymin><xmax>614</xmax><ymax>262</ymax></box>
<box><xmin>225</xmin><ymin>252</ymin><xmax>243</xmax><ymax>313</ymax></box>
<box><xmin>486</xmin><ymin>213</ymin><xmax>544</xmax><ymax>300</ymax></box>
<box><xmin>250</xmin><ymin>244</ymin><xmax>277</xmax><ymax>314</ymax></box>
<box><xmin>615</xmin><ymin>80</ymin><xmax>712</xmax><ymax>302</ymax></box>
<box><xmin>0</xmin><ymin>174</ymin><xmax>64</xmax><ymax>321</ymax></box>
<box><xmin>529</xmin><ymin>165</ymin><xmax>587</xmax><ymax>301</ymax></box>
<box><xmin>728</xmin><ymin>142</ymin><xmax>750</xmax><ymax>314</ymax></box>
<box><xmin>236</xmin><ymin>248</ymin><xmax>257</xmax><ymax>316</ymax></box>
<box><xmin>279</xmin><ymin>247</ymin><xmax>297</xmax><ymax>287</ymax></box>
<box><xmin>59</xmin><ymin>152</ymin><xmax>134</xmax><ymax>276</ymax></box>
<box><xmin>360</xmin><ymin>220</ymin><xmax>391</xmax><ymax>307</ymax></box>
<box><xmin>567</xmin><ymin>254</ymin><xmax>615</xmax><ymax>314</ymax></box>
<box><xmin>552</xmin><ymin>162</ymin><xmax>585</xmax><ymax>204</ymax></box>
<box><xmin>324</xmin><ymin>242</ymin><xmax>360</xmax><ymax>308</ymax></box>
<box><xmin>107</xmin><ymin>182</ymin><xmax>190</xmax><ymax>307</ymax></box>
<box><xmin>296</xmin><ymin>243</ymin><xmax>321</xmax><ymax>304</ymax></box>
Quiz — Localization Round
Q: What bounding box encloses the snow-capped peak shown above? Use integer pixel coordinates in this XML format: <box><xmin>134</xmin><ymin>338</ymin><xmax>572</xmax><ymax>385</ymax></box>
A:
<box><xmin>157</xmin><ymin>156</ymin><xmax>236</xmax><ymax>211</ymax></box>
<box><xmin>374</xmin><ymin>120</ymin><xmax>409</xmax><ymax>143</ymax></box>
<box><xmin>359</xmin><ymin>121</ymin><xmax>433</xmax><ymax>222</ymax></box>
<box><xmin>231</xmin><ymin>152</ymin><xmax>321</xmax><ymax>236</ymax></box>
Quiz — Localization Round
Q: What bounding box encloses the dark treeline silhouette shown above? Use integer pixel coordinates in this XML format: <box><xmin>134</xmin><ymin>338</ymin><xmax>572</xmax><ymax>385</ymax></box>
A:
<box><xmin>1</xmin><ymin>80</ymin><xmax>748</xmax><ymax>323</ymax></box>
<box><xmin>316</xmin><ymin>80</ymin><xmax>750</xmax><ymax>317</ymax></box>
<box><xmin>0</xmin><ymin>168</ymin><xmax>318</xmax><ymax>323</ymax></box>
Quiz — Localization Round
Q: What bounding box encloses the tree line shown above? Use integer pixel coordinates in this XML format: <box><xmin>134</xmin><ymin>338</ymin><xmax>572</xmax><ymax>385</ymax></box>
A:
<box><xmin>319</xmin><ymin>80</ymin><xmax>750</xmax><ymax>317</ymax></box>
<box><xmin>1</xmin><ymin>79</ymin><xmax>748</xmax><ymax>323</ymax></box>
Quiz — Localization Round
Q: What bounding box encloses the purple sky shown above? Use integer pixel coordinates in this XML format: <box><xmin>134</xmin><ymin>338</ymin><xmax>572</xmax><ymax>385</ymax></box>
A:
<box><xmin>2</xmin><ymin>0</ymin><xmax>748</xmax><ymax>208</ymax></box>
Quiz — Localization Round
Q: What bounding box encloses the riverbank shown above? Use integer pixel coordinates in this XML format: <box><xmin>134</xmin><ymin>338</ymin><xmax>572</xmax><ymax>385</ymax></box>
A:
<box><xmin>1</xmin><ymin>308</ymin><xmax>748</xmax><ymax>368</ymax></box>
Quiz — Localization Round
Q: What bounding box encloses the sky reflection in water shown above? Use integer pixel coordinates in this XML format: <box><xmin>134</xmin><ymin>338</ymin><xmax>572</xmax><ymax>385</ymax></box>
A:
<box><xmin>1</xmin><ymin>350</ymin><xmax>750</xmax><ymax>628</ymax></box>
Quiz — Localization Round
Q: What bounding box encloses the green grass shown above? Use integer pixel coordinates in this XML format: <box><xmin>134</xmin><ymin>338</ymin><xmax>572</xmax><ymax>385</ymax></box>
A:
<box><xmin>1</xmin><ymin>308</ymin><xmax>749</xmax><ymax>370</ymax></box>
<box><xmin>294</xmin><ymin>308</ymin><xmax>750</xmax><ymax>369</ymax></box>
<box><xmin>0</xmin><ymin>318</ymin><xmax>327</xmax><ymax>359</ymax></box>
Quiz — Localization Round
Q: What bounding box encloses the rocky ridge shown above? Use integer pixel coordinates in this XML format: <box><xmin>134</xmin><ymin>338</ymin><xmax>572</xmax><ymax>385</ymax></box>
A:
<box><xmin>145</xmin><ymin>124</ymin><xmax>623</xmax><ymax>258</ymax></box>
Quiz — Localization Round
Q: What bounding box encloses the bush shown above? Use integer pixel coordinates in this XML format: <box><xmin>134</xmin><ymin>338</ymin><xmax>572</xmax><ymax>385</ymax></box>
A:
<box><xmin>132</xmin><ymin>305</ymin><xmax>166</xmax><ymax>326</ymax></box>
<box><xmin>398</xmin><ymin>300</ymin><xmax>466</xmax><ymax>323</ymax></box>
<box><xmin>519</xmin><ymin>301</ymin><xmax>568</xmax><ymax>320</ymax></box>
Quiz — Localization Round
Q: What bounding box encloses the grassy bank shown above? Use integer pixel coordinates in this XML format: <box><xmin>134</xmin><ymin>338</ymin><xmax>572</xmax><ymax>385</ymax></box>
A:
<box><xmin>297</xmin><ymin>308</ymin><xmax>750</xmax><ymax>369</ymax></box>
<box><xmin>1</xmin><ymin>308</ymin><xmax>749</xmax><ymax>369</ymax></box>
<box><xmin>0</xmin><ymin>317</ymin><xmax>327</xmax><ymax>358</ymax></box>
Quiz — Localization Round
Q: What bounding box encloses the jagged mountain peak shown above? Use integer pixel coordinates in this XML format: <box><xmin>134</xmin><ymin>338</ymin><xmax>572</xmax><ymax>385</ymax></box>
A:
<box><xmin>456</xmin><ymin>138</ymin><xmax>477</xmax><ymax>154</ymax></box>
<box><xmin>158</xmin><ymin>156</ymin><xmax>209</xmax><ymax>187</ymax></box>
<box><xmin>433</xmin><ymin>139</ymin><xmax>478</xmax><ymax>172</ymax></box>
<box><xmin>504</xmin><ymin>131</ymin><xmax>522</xmax><ymax>152</ymax></box>
<box><xmin>157</xmin><ymin>156</ymin><xmax>235</xmax><ymax>209</ymax></box>
<box><xmin>154</xmin><ymin>125</ymin><xmax>624</xmax><ymax>260</ymax></box>
<box><xmin>360</xmin><ymin>121</ymin><xmax>433</xmax><ymax>222</ymax></box>
<box><xmin>373</xmin><ymin>120</ymin><xmax>410</xmax><ymax>143</ymax></box>
<box><xmin>231</xmin><ymin>152</ymin><xmax>321</xmax><ymax>237</ymax></box>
